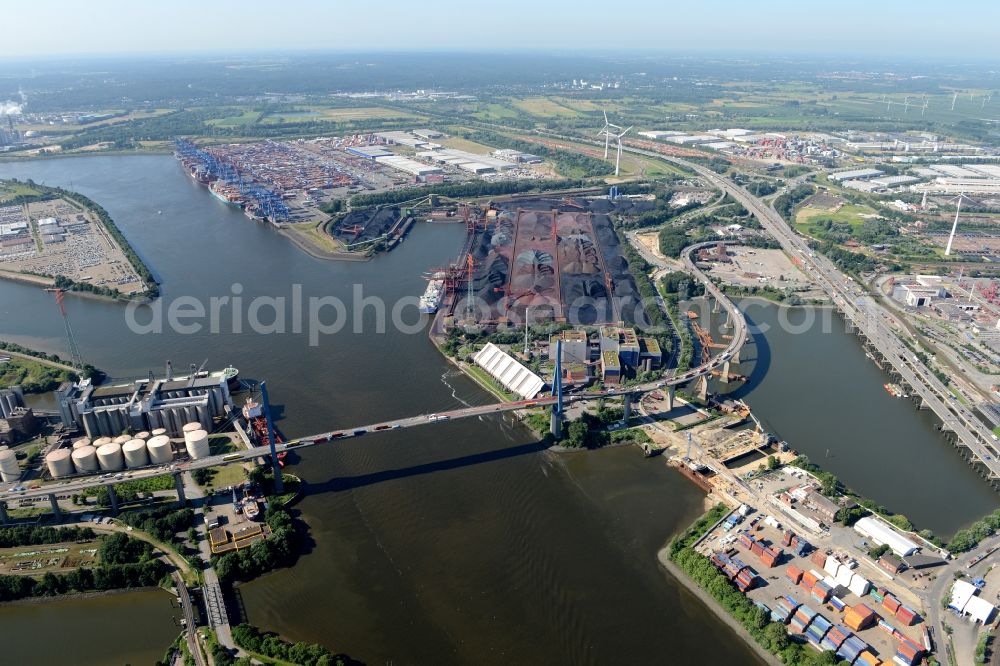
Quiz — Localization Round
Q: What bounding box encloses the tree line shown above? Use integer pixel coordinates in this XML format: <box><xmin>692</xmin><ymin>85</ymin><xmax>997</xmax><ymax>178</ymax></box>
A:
<box><xmin>229</xmin><ymin>623</ymin><xmax>358</xmax><ymax>666</ymax></box>
<box><xmin>0</xmin><ymin>524</ymin><xmax>96</xmax><ymax>548</ymax></box>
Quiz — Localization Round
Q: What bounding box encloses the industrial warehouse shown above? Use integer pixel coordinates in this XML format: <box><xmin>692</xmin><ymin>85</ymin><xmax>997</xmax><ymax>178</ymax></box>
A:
<box><xmin>55</xmin><ymin>361</ymin><xmax>235</xmax><ymax>439</ymax></box>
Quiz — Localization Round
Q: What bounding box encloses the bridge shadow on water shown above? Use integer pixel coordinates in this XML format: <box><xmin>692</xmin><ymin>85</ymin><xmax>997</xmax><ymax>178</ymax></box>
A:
<box><xmin>718</xmin><ymin>309</ymin><xmax>771</xmax><ymax>402</ymax></box>
<box><xmin>302</xmin><ymin>439</ymin><xmax>553</xmax><ymax>496</ymax></box>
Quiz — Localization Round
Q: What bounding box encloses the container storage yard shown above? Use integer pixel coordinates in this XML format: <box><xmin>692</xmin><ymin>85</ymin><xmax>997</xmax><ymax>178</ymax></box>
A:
<box><xmin>695</xmin><ymin>479</ymin><xmax>941</xmax><ymax>666</ymax></box>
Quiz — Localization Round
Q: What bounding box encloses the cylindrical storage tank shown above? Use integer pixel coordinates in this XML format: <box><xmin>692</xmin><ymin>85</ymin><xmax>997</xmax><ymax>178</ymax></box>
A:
<box><xmin>82</xmin><ymin>412</ymin><xmax>99</xmax><ymax>439</ymax></box>
<box><xmin>72</xmin><ymin>437</ymin><xmax>91</xmax><ymax>450</ymax></box>
<box><xmin>135</xmin><ymin>431</ymin><xmax>151</xmax><ymax>440</ymax></box>
<box><xmin>147</xmin><ymin>435</ymin><xmax>174</xmax><ymax>464</ymax></box>
<box><xmin>46</xmin><ymin>448</ymin><xmax>75</xmax><ymax>478</ymax></box>
<box><xmin>184</xmin><ymin>429</ymin><xmax>210</xmax><ymax>460</ymax></box>
<box><xmin>97</xmin><ymin>411</ymin><xmax>112</xmax><ymax>436</ymax></box>
<box><xmin>96</xmin><ymin>442</ymin><xmax>124</xmax><ymax>471</ymax></box>
<box><xmin>197</xmin><ymin>405</ymin><xmax>211</xmax><ymax>430</ymax></box>
<box><xmin>93</xmin><ymin>436</ymin><xmax>113</xmax><ymax>449</ymax></box>
<box><xmin>182</xmin><ymin>422</ymin><xmax>202</xmax><ymax>436</ymax></box>
<box><xmin>71</xmin><ymin>445</ymin><xmax>99</xmax><ymax>474</ymax></box>
<box><xmin>113</xmin><ymin>434</ymin><xmax>131</xmax><ymax>445</ymax></box>
<box><xmin>0</xmin><ymin>448</ymin><xmax>20</xmax><ymax>482</ymax></box>
<box><xmin>122</xmin><ymin>439</ymin><xmax>149</xmax><ymax>469</ymax></box>
<box><xmin>151</xmin><ymin>428</ymin><xmax>167</xmax><ymax>438</ymax></box>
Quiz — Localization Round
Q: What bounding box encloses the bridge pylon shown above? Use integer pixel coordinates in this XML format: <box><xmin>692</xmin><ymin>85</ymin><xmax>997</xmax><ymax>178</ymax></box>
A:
<box><xmin>550</xmin><ymin>339</ymin><xmax>563</xmax><ymax>439</ymax></box>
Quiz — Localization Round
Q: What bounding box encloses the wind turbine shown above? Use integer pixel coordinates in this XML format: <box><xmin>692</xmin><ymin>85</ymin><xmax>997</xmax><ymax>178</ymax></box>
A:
<box><xmin>597</xmin><ymin>110</ymin><xmax>621</xmax><ymax>160</ymax></box>
<box><xmin>903</xmin><ymin>96</ymin><xmax>911</xmax><ymax>113</ymax></box>
<box><xmin>614</xmin><ymin>126</ymin><xmax>633</xmax><ymax>177</ymax></box>
<box><xmin>944</xmin><ymin>193</ymin><xmax>977</xmax><ymax>256</ymax></box>
<box><xmin>951</xmin><ymin>92</ymin><xmax>958</xmax><ymax>111</ymax></box>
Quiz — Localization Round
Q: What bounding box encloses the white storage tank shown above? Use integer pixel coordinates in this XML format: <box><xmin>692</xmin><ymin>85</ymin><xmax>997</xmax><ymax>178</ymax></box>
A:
<box><xmin>72</xmin><ymin>445</ymin><xmax>99</xmax><ymax>473</ymax></box>
<box><xmin>72</xmin><ymin>437</ymin><xmax>91</xmax><ymax>450</ymax></box>
<box><xmin>46</xmin><ymin>448</ymin><xmax>75</xmax><ymax>478</ymax></box>
<box><xmin>135</xmin><ymin>431</ymin><xmax>151</xmax><ymax>440</ymax></box>
<box><xmin>93</xmin><ymin>436</ymin><xmax>113</xmax><ymax>449</ymax></box>
<box><xmin>150</xmin><ymin>428</ymin><xmax>167</xmax><ymax>438</ymax></box>
<box><xmin>113</xmin><ymin>435</ymin><xmax>131</xmax><ymax>445</ymax></box>
<box><xmin>147</xmin><ymin>435</ymin><xmax>174</xmax><ymax>464</ymax></box>
<box><xmin>182</xmin><ymin>422</ymin><xmax>202</xmax><ymax>436</ymax></box>
<box><xmin>122</xmin><ymin>439</ymin><xmax>149</xmax><ymax>469</ymax></box>
<box><xmin>184</xmin><ymin>429</ymin><xmax>210</xmax><ymax>460</ymax></box>
<box><xmin>96</xmin><ymin>442</ymin><xmax>124</xmax><ymax>471</ymax></box>
<box><xmin>0</xmin><ymin>447</ymin><xmax>20</xmax><ymax>482</ymax></box>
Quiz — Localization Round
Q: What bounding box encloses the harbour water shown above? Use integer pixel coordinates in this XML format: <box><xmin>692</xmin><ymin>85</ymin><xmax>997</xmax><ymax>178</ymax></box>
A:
<box><xmin>0</xmin><ymin>154</ymin><xmax>994</xmax><ymax>663</ymax></box>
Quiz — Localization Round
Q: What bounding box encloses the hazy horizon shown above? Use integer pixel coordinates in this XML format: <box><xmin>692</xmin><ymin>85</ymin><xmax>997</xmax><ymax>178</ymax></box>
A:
<box><xmin>3</xmin><ymin>0</ymin><xmax>999</xmax><ymax>60</ymax></box>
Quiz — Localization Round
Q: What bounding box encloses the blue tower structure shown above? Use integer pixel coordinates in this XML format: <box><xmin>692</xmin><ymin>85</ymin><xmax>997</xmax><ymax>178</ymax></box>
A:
<box><xmin>550</xmin><ymin>339</ymin><xmax>563</xmax><ymax>438</ymax></box>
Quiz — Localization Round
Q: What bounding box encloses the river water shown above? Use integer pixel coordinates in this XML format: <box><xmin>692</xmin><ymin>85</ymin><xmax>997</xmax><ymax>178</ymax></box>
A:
<box><xmin>0</xmin><ymin>589</ymin><xmax>178</xmax><ymax>665</ymax></box>
<box><xmin>0</xmin><ymin>155</ymin><xmax>763</xmax><ymax>665</ymax></box>
<box><xmin>0</xmin><ymin>155</ymin><xmax>994</xmax><ymax>664</ymax></box>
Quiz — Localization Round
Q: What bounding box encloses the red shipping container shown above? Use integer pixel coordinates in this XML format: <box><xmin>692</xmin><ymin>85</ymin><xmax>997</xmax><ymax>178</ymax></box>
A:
<box><xmin>751</xmin><ymin>541</ymin><xmax>765</xmax><ymax>556</ymax></box>
<box><xmin>786</xmin><ymin>565</ymin><xmax>803</xmax><ymax>584</ymax></box>
<box><xmin>782</xmin><ymin>530</ymin><xmax>794</xmax><ymax>546</ymax></box>
<box><xmin>895</xmin><ymin>606</ymin><xmax>916</xmax><ymax>626</ymax></box>
<box><xmin>810</xmin><ymin>551</ymin><xmax>827</xmax><ymax>568</ymax></box>
<box><xmin>883</xmin><ymin>594</ymin><xmax>901</xmax><ymax>614</ymax></box>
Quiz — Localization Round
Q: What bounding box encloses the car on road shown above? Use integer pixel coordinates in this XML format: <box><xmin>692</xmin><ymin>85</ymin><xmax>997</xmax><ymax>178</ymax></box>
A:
<box><xmin>353</xmin><ymin>428</ymin><xmax>367</xmax><ymax>435</ymax></box>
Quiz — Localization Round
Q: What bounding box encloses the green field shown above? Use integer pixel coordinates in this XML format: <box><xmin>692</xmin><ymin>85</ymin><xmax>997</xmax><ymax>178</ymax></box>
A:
<box><xmin>512</xmin><ymin>97</ymin><xmax>583</xmax><ymax>118</ymax></box>
<box><xmin>0</xmin><ymin>181</ymin><xmax>42</xmax><ymax>204</ymax></box>
<box><xmin>795</xmin><ymin>203</ymin><xmax>878</xmax><ymax>235</ymax></box>
<box><xmin>0</xmin><ymin>357</ymin><xmax>73</xmax><ymax>393</ymax></box>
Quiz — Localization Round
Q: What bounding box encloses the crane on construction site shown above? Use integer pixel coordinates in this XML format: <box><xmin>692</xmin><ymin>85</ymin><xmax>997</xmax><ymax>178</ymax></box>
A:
<box><xmin>47</xmin><ymin>288</ymin><xmax>85</xmax><ymax>370</ymax></box>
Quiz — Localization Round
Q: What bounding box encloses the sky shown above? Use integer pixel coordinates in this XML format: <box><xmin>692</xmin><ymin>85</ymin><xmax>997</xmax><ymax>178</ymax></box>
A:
<box><xmin>1</xmin><ymin>0</ymin><xmax>999</xmax><ymax>60</ymax></box>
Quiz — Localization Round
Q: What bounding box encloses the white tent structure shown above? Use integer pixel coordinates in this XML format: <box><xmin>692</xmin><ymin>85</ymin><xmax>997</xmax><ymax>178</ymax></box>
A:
<box><xmin>472</xmin><ymin>343</ymin><xmax>545</xmax><ymax>399</ymax></box>
<box><xmin>852</xmin><ymin>516</ymin><xmax>920</xmax><ymax>557</ymax></box>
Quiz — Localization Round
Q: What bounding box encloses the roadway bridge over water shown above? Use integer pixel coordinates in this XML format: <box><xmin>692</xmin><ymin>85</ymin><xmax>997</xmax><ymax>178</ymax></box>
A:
<box><xmin>0</xmin><ymin>243</ymin><xmax>750</xmax><ymax>515</ymax></box>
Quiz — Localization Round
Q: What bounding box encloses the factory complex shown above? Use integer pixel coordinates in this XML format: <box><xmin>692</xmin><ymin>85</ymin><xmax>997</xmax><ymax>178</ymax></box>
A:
<box><xmin>55</xmin><ymin>361</ymin><xmax>234</xmax><ymax>440</ymax></box>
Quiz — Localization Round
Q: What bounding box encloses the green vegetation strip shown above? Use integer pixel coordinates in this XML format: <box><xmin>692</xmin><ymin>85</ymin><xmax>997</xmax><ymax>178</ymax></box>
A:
<box><xmin>0</xmin><ymin>527</ymin><xmax>168</xmax><ymax>602</ymax></box>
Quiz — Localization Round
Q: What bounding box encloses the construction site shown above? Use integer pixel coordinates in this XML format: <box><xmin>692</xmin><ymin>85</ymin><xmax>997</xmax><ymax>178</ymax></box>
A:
<box><xmin>425</xmin><ymin>195</ymin><xmax>654</xmax><ymax>329</ymax></box>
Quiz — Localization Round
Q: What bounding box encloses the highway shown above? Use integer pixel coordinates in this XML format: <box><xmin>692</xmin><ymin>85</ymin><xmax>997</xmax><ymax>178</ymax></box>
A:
<box><xmin>2</xmin><ymin>245</ymin><xmax>748</xmax><ymax>505</ymax></box>
<box><xmin>616</xmin><ymin>144</ymin><xmax>1000</xmax><ymax>482</ymax></box>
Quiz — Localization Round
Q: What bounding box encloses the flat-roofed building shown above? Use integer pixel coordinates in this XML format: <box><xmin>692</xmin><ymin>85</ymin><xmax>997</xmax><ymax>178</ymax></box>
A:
<box><xmin>601</xmin><ymin>350</ymin><xmax>621</xmax><ymax>385</ymax></box>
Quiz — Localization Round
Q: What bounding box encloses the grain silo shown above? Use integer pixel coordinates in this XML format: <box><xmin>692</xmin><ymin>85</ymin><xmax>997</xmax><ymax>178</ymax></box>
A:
<box><xmin>135</xmin><ymin>431</ymin><xmax>151</xmax><ymax>440</ymax></box>
<box><xmin>72</xmin><ymin>437</ymin><xmax>91</xmax><ymax>450</ymax></box>
<box><xmin>46</xmin><ymin>448</ymin><xmax>75</xmax><ymax>478</ymax></box>
<box><xmin>71</xmin><ymin>445</ymin><xmax>99</xmax><ymax>473</ymax></box>
<box><xmin>147</xmin><ymin>435</ymin><xmax>174</xmax><ymax>464</ymax></box>
<box><xmin>0</xmin><ymin>448</ymin><xmax>20</xmax><ymax>482</ymax></box>
<box><xmin>151</xmin><ymin>428</ymin><xmax>167</xmax><ymax>438</ymax></box>
<box><xmin>96</xmin><ymin>442</ymin><xmax>124</xmax><ymax>471</ymax></box>
<box><xmin>184</xmin><ymin>429</ymin><xmax>210</xmax><ymax>460</ymax></box>
<box><xmin>113</xmin><ymin>434</ymin><xmax>132</xmax><ymax>446</ymax></box>
<box><xmin>122</xmin><ymin>439</ymin><xmax>150</xmax><ymax>468</ymax></box>
<box><xmin>182</xmin><ymin>422</ymin><xmax>202</xmax><ymax>436</ymax></box>
<box><xmin>93</xmin><ymin>436</ymin><xmax>113</xmax><ymax>449</ymax></box>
